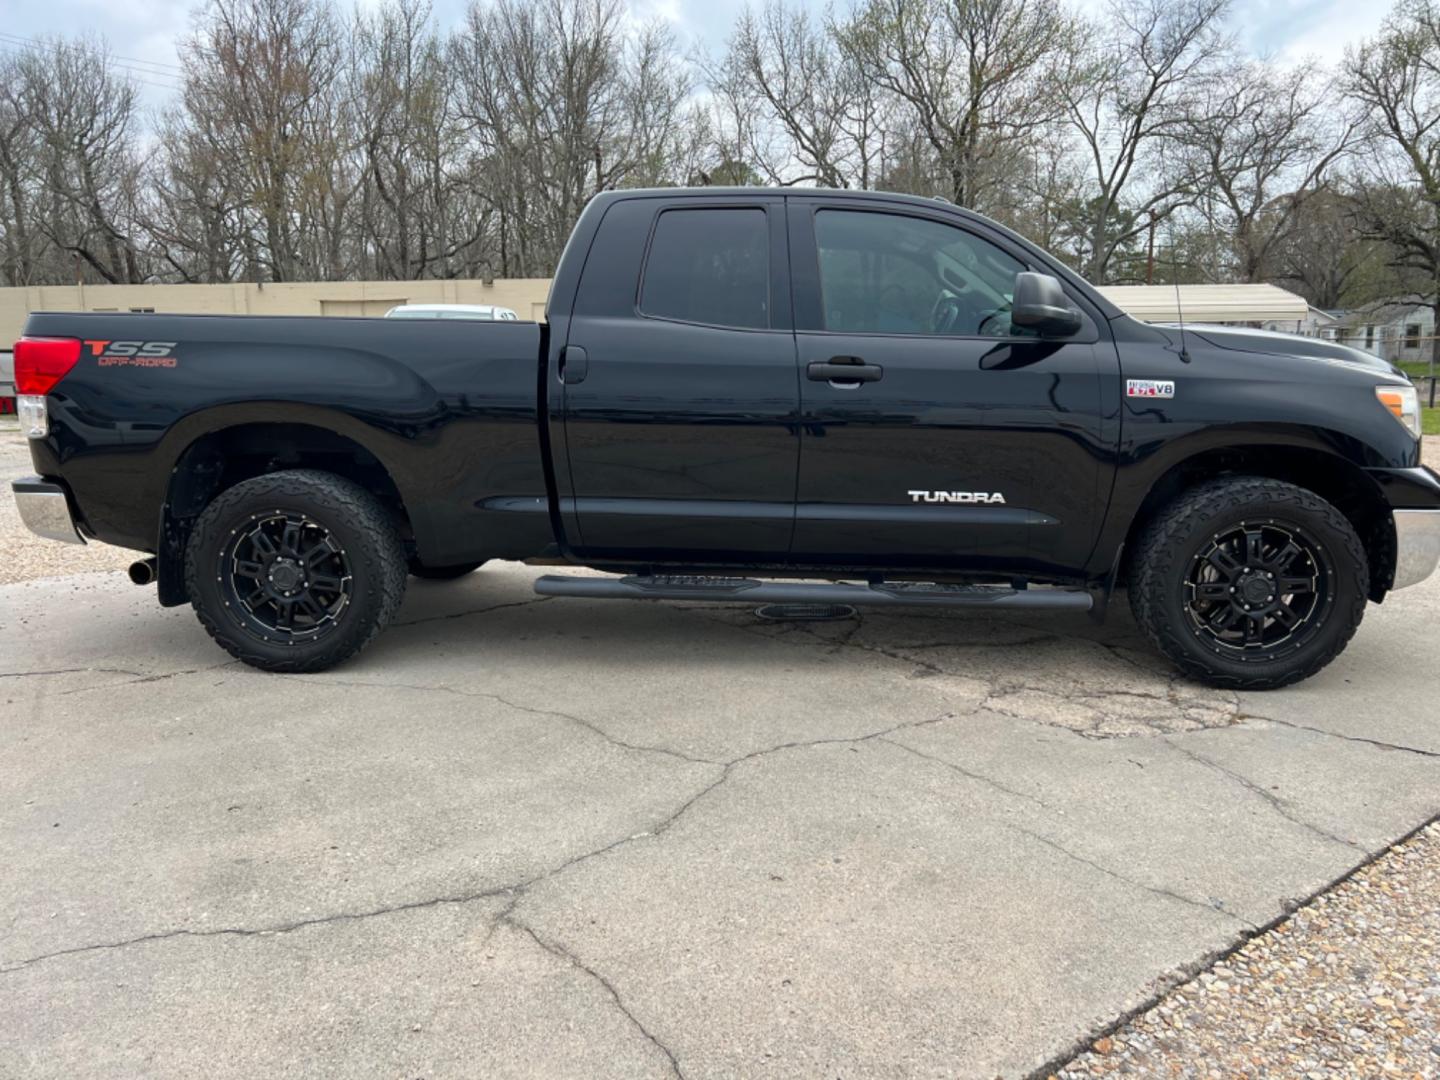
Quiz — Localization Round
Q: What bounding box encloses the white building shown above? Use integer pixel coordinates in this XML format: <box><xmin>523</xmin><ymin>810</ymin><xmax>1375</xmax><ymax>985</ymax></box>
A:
<box><xmin>1333</xmin><ymin>300</ymin><xmax>1436</xmax><ymax>365</ymax></box>
<box><xmin>1263</xmin><ymin>306</ymin><xmax>1343</xmax><ymax>339</ymax></box>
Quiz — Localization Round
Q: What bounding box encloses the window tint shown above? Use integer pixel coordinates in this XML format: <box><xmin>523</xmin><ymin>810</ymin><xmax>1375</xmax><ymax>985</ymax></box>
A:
<box><xmin>641</xmin><ymin>208</ymin><xmax>770</xmax><ymax>329</ymax></box>
<box><xmin>814</xmin><ymin>209</ymin><xmax>1034</xmax><ymax>337</ymax></box>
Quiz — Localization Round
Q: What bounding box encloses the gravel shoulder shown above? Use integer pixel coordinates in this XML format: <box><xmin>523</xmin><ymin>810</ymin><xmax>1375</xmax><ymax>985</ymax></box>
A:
<box><xmin>1055</xmin><ymin>822</ymin><xmax>1440</xmax><ymax>1078</ymax></box>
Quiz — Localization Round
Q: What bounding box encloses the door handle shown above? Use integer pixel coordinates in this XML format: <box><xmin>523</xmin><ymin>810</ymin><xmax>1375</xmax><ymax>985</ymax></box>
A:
<box><xmin>807</xmin><ymin>358</ymin><xmax>882</xmax><ymax>384</ymax></box>
<box><xmin>560</xmin><ymin>346</ymin><xmax>588</xmax><ymax>385</ymax></box>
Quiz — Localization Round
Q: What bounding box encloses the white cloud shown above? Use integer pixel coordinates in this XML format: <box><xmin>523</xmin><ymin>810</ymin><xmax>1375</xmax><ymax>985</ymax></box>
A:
<box><xmin>1254</xmin><ymin>0</ymin><xmax>1390</xmax><ymax>66</ymax></box>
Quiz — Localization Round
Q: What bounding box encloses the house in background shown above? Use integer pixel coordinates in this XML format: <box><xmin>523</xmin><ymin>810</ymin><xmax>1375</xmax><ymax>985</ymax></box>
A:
<box><xmin>1262</xmin><ymin>306</ymin><xmax>1343</xmax><ymax>339</ymax></box>
<box><xmin>1333</xmin><ymin>299</ymin><xmax>1436</xmax><ymax>364</ymax></box>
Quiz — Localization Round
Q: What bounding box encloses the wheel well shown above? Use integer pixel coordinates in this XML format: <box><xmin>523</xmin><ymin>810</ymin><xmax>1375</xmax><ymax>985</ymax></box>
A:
<box><xmin>1119</xmin><ymin>446</ymin><xmax>1395</xmax><ymax>602</ymax></box>
<box><xmin>157</xmin><ymin>423</ymin><xmax>413</xmax><ymax>605</ymax></box>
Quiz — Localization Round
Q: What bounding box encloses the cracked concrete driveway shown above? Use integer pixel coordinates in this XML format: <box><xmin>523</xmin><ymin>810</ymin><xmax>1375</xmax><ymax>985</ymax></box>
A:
<box><xmin>2</xmin><ymin>564</ymin><xmax>1438</xmax><ymax>1078</ymax></box>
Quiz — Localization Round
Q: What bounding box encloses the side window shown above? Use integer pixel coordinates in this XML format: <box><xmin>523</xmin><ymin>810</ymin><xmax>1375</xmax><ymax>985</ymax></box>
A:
<box><xmin>814</xmin><ymin>209</ymin><xmax>1035</xmax><ymax>338</ymax></box>
<box><xmin>640</xmin><ymin>208</ymin><xmax>770</xmax><ymax>330</ymax></box>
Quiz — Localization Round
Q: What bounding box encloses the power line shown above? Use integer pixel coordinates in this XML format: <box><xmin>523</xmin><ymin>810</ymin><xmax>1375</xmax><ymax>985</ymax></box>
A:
<box><xmin>0</xmin><ymin>47</ymin><xmax>181</xmax><ymax>92</ymax></box>
<box><xmin>0</xmin><ymin>32</ymin><xmax>185</xmax><ymax>88</ymax></box>
<box><xmin>0</xmin><ymin>30</ymin><xmax>184</xmax><ymax>74</ymax></box>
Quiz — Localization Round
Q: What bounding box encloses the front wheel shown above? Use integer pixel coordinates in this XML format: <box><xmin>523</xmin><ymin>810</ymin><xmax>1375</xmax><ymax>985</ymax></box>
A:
<box><xmin>1128</xmin><ymin>476</ymin><xmax>1368</xmax><ymax>690</ymax></box>
<box><xmin>185</xmin><ymin>470</ymin><xmax>408</xmax><ymax>673</ymax></box>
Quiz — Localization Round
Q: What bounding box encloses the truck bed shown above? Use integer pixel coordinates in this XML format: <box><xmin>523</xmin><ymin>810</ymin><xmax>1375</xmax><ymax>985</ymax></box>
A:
<box><xmin>22</xmin><ymin>311</ymin><xmax>554</xmax><ymax>566</ymax></box>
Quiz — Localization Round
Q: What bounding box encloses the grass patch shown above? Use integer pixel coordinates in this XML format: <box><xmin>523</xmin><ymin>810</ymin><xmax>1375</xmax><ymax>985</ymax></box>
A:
<box><xmin>1425</xmin><ymin>406</ymin><xmax>1440</xmax><ymax>437</ymax></box>
<box><xmin>1398</xmin><ymin>359</ymin><xmax>1440</xmax><ymax>379</ymax></box>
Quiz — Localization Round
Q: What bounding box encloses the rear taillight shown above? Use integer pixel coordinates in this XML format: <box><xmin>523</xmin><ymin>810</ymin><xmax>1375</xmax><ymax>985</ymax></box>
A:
<box><xmin>14</xmin><ymin>336</ymin><xmax>81</xmax><ymax>395</ymax></box>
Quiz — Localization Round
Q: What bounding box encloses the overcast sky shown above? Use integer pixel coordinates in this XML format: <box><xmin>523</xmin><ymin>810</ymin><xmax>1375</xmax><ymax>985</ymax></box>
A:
<box><xmin>1</xmin><ymin>0</ymin><xmax>1396</xmax><ymax>112</ymax></box>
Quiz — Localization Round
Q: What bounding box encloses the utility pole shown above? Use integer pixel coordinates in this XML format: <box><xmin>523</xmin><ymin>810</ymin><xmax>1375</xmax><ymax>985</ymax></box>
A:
<box><xmin>1145</xmin><ymin>219</ymin><xmax>1156</xmax><ymax>286</ymax></box>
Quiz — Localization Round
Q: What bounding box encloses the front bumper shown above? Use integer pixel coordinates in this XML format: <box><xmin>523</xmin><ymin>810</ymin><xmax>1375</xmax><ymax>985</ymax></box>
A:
<box><xmin>12</xmin><ymin>477</ymin><xmax>85</xmax><ymax>544</ymax></box>
<box><xmin>1393</xmin><ymin>509</ymin><xmax>1440</xmax><ymax>589</ymax></box>
<box><xmin>1371</xmin><ymin>466</ymin><xmax>1440</xmax><ymax>591</ymax></box>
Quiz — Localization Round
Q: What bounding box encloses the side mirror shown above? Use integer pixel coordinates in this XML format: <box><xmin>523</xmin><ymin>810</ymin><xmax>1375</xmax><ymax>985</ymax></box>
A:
<box><xmin>1011</xmin><ymin>272</ymin><xmax>1082</xmax><ymax>337</ymax></box>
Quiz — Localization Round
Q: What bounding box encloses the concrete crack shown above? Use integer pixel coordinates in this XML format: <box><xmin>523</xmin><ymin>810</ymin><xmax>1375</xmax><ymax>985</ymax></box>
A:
<box><xmin>509</xmin><ymin>920</ymin><xmax>684</xmax><ymax>1079</ymax></box>
<box><xmin>0</xmin><ymin>666</ymin><xmax>148</xmax><ymax>680</ymax></box>
<box><xmin>57</xmin><ymin>659</ymin><xmax>240</xmax><ymax>696</ymax></box>
<box><xmin>900</xmin><ymin>634</ymin><xmax>1066</xmax><ymax>651</ymax></box>
<box><xmin>877</xmin><ymin>735</ymin><xmax>1054</xmax><ymax>811</ymax></box>
<box><xmin>1164</xmin><ymin>738</ymin><xmax>1365</xmax><ymax>852</ymax></box>
<box><xmin>1004</xmin><ymin>821</ymin><xmax>1257</xmax><ymax>929</ymax></box>
<box><xmin>1242</xmin><ymin>714</ymin><xmax>1440</xmax><ymax>760</ymax></box>
<box><xmin>0</xmin><ymin>754</ymin><xmax>734</xmax><ymax>977</ymax></box>
<box><xmin>0</xmin><ymin>883</ymin><xmax>520</xmax><ymax>975</ymax></box>
<box><xmin>393</xmin><ymin>595</ymin><xmax>553</xmax><ymax>628</ymax></box>
<box><xmin>867</xmin><ymin>729</ymin><xmax>1253</xmax><ymax>928</ymax></box>
<box><xmin>281</xmin><ymin>674</ymin><xmax>718</xmax><ymax>766</ymax></box>
<box><xmin>0</xmin><ymin>698</ymin><xmax>970</xmax><ymax>978</ymax></box>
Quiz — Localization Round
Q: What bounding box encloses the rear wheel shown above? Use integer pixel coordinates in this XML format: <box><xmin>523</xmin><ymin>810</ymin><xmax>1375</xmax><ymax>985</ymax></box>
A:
<box><xmin>1128</xmin><ymin>476</ymin><xmax>1368</xmax><ymax>690</ymax></box>
<box><xmin>185</xmin><ymin>470</ymin><xmax>408</xmax><ymax>673</ymax></box>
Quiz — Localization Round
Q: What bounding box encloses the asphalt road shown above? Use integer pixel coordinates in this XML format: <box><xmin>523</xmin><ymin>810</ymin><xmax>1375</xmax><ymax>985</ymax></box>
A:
<box><xmin>2</xmin><ymin>553</ymin><xmax>1438</xmax><ymax>1078</ymax></box>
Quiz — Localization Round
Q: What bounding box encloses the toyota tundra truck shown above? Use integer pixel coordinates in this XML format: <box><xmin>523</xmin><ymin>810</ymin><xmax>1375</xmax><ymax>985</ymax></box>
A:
<box><xmin>11</xmin><ymin>188</ymin><xmax>1440</xmax><ymax>687</ymax></box>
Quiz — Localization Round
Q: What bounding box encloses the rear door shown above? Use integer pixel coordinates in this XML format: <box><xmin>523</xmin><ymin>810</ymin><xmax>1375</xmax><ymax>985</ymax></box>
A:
<box><xmin>788</xmin><ymin>199</ymin><xmax>1115</xmax><ymax>576</ymax></box>
<box><xmin>558</xmin><ymin>195</ymin><xmax>799</xmax><ymax>562</ymax></box>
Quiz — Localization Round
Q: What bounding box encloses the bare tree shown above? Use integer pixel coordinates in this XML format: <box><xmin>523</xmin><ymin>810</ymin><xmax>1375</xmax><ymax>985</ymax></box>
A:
<box><xmin>449</xmin><ymin>0</ymin><xmax>691</xmax><ymax>276</ymax></box>
<box><xmin>1268</xmin><ymin>189</ymin><xmax>1384</xmax><ymax>309</ymax></box>
<box><xmin>839</xmin><ymin>0</ymin><xmax>1077</xmax><ymax>211</ymax></box>
<box><xmin>9</xmin><ymin>37</ymin><xmax>148</xmax><ymax>283</ymax></box>
<box><xmin>708</xmin><ymin>2</ymin><xmax>889</xmax><ymax>188</ymax></box>
<box><xmin>1182</xmin><ymin>62</ymin><xmax>1357</xmax><ymax>283</ymax></box>
<box><xmin>0</xmin><ymin>0</ymin><xmax>1426</xmax><ymax>301</ymax></box>
<box><xmin>353</xmin><ymin>0</ymin><xmax>462</xmax><ymax>278</ymax></box>
<box><xmin>178</xmin><ymin>0</ymin><xmax>353</xmax><ymax>281</ymax></box>
<box><xmin>0</xmin><ymin>52</ymin><xmax>42</xmax><ymax>286</ymax></box>
<box><xmin>1061</xmin><ymin>0</ymin><xmax>1230</xmax><ymax>284</ymax></box>
<box><xmin>142</xmin><ymin>108</ymin><xmax>250</xmax><ymax>282</ymax></box>
<box><xmin>1343</xmin><ymin>0</ymin><xmax>1440</xmax><ymax>366</ymax></box>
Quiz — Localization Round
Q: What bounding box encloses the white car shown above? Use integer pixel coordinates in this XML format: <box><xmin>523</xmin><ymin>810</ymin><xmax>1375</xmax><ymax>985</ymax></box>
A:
<box><xmin>384</xmin><ymin>303</ymin><xmax>519</xmax><ymax>321</ymax></box>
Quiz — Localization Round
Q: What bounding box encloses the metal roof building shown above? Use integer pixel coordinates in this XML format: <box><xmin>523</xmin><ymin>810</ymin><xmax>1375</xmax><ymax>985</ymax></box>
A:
<box><xmin>1095</xmin><ymin>283</ymin><xmax>1309</xmax><ymax>325</ymax></box>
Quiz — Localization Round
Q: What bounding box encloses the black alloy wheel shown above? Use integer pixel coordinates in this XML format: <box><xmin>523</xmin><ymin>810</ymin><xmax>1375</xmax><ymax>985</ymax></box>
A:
<box><xmin>1183</xmin><ymin>520</ymin><xmax>1329</xmax><ymax>658</ymax></box>
<box><xmin>220</xmin><ymin>511</ymin><xmax>354</xmax><ymax>644</ymax></box>
<box><xmin>185</xmin><ymin>470</ymin><xmax>407</xmax><ymax>673</ymax></box>
<box><xmin>1128</xmin><ymin>476</ymin><xmax>1368</xmax><ymax>689</ymax></box>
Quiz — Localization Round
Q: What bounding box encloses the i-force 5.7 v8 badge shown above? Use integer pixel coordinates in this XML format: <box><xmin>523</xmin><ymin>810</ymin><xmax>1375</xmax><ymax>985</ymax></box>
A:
<box><xmin>1126</xmin><ymin>379</ymin><xmax>1175</xmax><ymax>398</ymax></box>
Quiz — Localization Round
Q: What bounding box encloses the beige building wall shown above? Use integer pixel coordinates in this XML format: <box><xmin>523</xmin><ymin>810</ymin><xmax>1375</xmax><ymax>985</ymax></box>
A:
<box><xmin>0</xmin><ymin>278</ymin><xmax>555</xmax><ymax>346</ymax></box>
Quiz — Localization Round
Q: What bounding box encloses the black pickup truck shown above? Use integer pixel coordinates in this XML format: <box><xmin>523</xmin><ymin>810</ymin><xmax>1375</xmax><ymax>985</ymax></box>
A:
<box><xmin>11</xmin><ymin>188</ymin><xmax>1439</xmax><ymax>687</ymax></box>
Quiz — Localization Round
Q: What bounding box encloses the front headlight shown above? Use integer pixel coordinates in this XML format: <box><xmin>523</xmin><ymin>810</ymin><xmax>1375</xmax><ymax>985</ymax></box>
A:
<box><xmin>1376</xmin><ymin>383</ymin><xmax>1422</xmax><ymax>439</ymax></box>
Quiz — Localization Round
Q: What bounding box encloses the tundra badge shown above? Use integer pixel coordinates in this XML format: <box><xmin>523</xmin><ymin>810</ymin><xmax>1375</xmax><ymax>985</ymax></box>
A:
<box><xmin>907</xmin><ymin>491</ymin><xmax>1007</xmax><ymax>504</ymax></box>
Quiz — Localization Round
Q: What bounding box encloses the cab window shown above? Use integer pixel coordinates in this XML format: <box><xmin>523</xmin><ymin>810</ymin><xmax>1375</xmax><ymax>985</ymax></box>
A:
<box><xmin>640</xmin><ymin>208</ymin><xmax>770</xmax><ymax>330</ymax></box>
<box><xmin>814</xmin><ymin>209</ymin><xmax>1035</xmax><ymax>338</ymax></box>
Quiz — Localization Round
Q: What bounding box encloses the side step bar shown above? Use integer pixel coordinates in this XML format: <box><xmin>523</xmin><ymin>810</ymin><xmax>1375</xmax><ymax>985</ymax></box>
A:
<box><xmin>533</xmin><ymin>574</ymin><xmax>1093</xmax><ymax>611</ymax></box>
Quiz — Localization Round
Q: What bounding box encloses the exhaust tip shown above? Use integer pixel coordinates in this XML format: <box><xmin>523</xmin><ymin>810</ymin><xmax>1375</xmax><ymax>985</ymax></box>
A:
<box><xmin>128</xmin><ymin>558</ymin><xmax>157</xmax><ymax>586</ymax></box>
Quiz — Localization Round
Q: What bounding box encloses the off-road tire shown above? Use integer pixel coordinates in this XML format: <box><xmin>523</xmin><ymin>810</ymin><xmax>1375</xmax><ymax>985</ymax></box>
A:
<box><xmin>1128</xmin><ymin>476</ymin><xmax>1368</xmax><ymax>690</ymax></box>
<box><xmin>185</xmin><ymin>470</ymin><xmax>408</xmax><ymax>673</ymax></box>
<box><xmin>409</xmin><ymin>560</ymin><xmax>486</xmax><ymax>580</ymax></box>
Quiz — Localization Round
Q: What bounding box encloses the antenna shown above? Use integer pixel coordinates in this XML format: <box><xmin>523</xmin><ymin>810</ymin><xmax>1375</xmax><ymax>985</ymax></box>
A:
<box><xmin>1168</xmin><ymin>220</ymin><xmax>1192</xmax><ymax>364</ymax></box>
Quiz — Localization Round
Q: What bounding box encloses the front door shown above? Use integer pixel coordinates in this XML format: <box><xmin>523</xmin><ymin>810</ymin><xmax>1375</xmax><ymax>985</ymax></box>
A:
<box><xmin>560</xmin><ymin>197</ymin><xmax>799</xmax><ymax>562</ymax></box>
<box><xmin>788</xmin><ymin>200</ymin><xmax>1116</xmax><ymax>577</ymax></box>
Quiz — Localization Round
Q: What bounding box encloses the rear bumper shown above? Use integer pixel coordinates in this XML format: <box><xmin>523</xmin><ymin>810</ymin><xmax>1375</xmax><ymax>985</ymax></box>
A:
<box><xmin>11</xmin><ymin>476</ymin><xmax>85</xmax><ymax>545</ymax></box>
